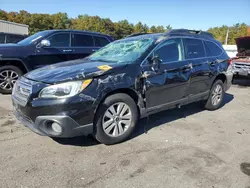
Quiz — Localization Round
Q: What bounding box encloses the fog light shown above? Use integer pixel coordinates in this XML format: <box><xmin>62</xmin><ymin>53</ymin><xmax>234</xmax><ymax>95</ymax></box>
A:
<box><xmin>51</xmin><ymin>122</ymin><xmax>62</xmax><ymax>133</ymax></box>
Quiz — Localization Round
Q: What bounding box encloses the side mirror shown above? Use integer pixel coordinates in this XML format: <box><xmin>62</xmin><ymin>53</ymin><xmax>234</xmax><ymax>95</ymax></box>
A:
<box><xmin>150</xmin><ymin>56</ymin><xmax>161</xmax><ymax>72</ymax></box>
<box><xmin>40</xmin><ymin>39</ymin><xmax>51</xmax><ymax>47</ymax></box>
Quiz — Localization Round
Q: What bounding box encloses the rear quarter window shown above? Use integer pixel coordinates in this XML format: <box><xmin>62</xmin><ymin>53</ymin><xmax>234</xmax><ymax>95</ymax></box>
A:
<box><xmin>204</xmin><ymin>41</ymin><xmax>223</xmax><ymax>56</ymax></box>
<box><xmin>94</xmin><ymin>36</ymin><xmax>110</xmax><ymax>47</ymax></box>
<box><xmin>183</xmin><ymin>38</ymin><xmax>205</xmax><ymax>59</ymax></box>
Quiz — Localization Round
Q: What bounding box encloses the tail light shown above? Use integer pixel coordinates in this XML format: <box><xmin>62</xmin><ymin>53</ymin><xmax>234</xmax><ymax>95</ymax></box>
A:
<box><xmin>227</xmin><ymin>59</ymin><xmax>233</xmax><ymax>65</ymax></box>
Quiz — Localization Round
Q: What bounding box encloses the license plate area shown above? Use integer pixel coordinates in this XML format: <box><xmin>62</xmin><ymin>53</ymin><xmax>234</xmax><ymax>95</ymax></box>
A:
<box><xmin>12</xmin><ymin>79</ymin><xmax>32</xmax><ymax>107</ymax></box>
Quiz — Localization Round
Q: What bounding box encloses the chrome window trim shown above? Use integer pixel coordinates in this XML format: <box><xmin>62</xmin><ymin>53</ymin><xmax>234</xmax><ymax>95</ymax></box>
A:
<box><xmin>36</xmin><ymin>31</ymin><xmax>111</xmax><ymax>48</ymax></box>
<box><xmin>141</xmin><ymin>36</ymin><xmax>224</xmax><ymax>67</ymax></box>
<box><xmin>71</xmin><ymin>32</ymin><xmax>111</xmax><ymax>47</ymax></box>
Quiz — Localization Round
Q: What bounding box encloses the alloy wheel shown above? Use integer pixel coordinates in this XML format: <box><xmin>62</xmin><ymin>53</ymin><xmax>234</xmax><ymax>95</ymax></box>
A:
<box><xmin>0</xmin><ymin>70</ymin><xmax>18</xmax><ymax>91</ymax></box>
<box><xmin>211</xmin><ymin>84</ymin><xmax>223</xmax><ymax>106</ymax></box>
<box><xmin>102</xmin><ymin>102</ymin><xmax>132</xmax><ymax>137</ymax></box>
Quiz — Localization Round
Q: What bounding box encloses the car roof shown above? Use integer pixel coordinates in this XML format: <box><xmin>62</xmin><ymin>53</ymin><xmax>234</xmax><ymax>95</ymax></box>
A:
<box><xmin>44</xmin><ymin>29</ymin><xmax>112</xmax><ymax>37</ymax></box>
<box><xmin>125</xmin><ymin>29</ymin><xmax>216</xmax><ymax>42</ymax></box>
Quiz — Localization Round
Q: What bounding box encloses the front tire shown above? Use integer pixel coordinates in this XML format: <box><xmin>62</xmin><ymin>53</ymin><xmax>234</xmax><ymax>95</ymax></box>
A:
<box><xmin>0</xmin><ymin>65</ymin><xmax>23</xmax><ymax>94</ymax></box>
<box><xmin>204</xmin><ymin>80</ymin><xmax>225</xmax><ymax>110</ymax></box>
<box><xmin>94</xmin><ymin>93</ymin><xmax>138</xmax><ymax>145</ymax></box>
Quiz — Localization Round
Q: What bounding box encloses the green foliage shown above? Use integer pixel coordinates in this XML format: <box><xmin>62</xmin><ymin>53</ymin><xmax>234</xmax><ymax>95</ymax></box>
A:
<box><xmin>114</xmin><ymin>20</ymin><xmax>134</xmax><ymax>39</ymax></box>
<box><xmin>0</xmin><ymin>9</ymin><xmax>248</xmax><ymax>42</ymax></box>
<box><xmin>0</xmin><ymin>10</ymin><xmax>8</xmax><ymax>20</ymax></box>
<box><xmin>208</xmin><ymin>23</ymin><xmax>248</xmax><ymax>44</ymax></box>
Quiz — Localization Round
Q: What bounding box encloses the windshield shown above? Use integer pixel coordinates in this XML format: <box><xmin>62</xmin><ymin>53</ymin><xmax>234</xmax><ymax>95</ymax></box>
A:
<box><xmin>88</xmin><ymin>37</ymin><xmax>154</xmax><ymax>64</ymax></box>
<box><xmin>17</xmin><ymin>31</ymin><xmax>51</xmax><ymax>45</ymax></box>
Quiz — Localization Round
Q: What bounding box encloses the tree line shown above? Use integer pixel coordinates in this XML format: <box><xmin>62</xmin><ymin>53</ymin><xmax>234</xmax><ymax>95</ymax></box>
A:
<box><xmin>0</xmin><ymin>10</ymin><xmax>249</xmax><ymax>44</ymax></box>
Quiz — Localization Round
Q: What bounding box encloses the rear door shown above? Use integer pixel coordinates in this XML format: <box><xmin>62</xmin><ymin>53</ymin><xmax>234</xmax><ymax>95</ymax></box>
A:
<box><xmin>204</xmin><ymin>40</ymin><xmax>225</xmax><ymax>75</ymax></box>
<box><xmin>183</xmin><ymin>38</ymin><xmax>210</xmax><ymax>96</ymax></box>
<box><xmin>32</xmin><ymin>32</ymin><xmax>70</xmax><ymax>69</ymax></box>
<box><xmin>142</xmin><ymin>38</ymin><xmax>192</xmax><ymax>108</ymax></box>
<box><xmin>69</xmin><ymin>33</ymin><xmax>96</xmax><ymax>60</ymax></box>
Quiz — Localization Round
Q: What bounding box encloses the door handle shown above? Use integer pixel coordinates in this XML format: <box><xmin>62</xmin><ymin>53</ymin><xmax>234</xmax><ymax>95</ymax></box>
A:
<box><xmin>209</xmin><ymin>59</ymin><xmax>220</xmax><ymax>66</ymax></box>
<box><xmin>182</xmin><ymin>63</ymin><xmax>193</xmax><ymax>71</ymax></box>
<box><xmin>63</xmin><ymin>49</ymin><xmax>73</xmax><ymax>52</ymax></box>
<box><xmin>209</xmin><ymin>61</ymin><xmax>216</xmax><ymax>66</ymax></box>
<box><xmin>142</xmin><ymin>70</ymin><xmax>165</xmax><ymax>78</ymax></box>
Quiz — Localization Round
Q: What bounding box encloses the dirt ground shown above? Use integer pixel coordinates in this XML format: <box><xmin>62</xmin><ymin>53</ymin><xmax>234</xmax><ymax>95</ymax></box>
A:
<box><xmin>1</xmin><ymin>78</ymin><xmax>250</xmax><ymax>188</ymax></box>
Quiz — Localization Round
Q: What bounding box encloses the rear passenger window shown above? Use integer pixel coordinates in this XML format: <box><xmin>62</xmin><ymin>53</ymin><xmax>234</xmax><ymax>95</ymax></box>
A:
<box><xmin>204</xmin><ymin>41</ymin><xmax>222</xmax><ymax>56</ymax></box>
<box><xmin>48</xmin><ymin>33</ymin><xmax>70</xmax><ymax>47</ymax></box>
<box><xmin>94</xmin><ymin>36</ymin><xmax>109</xmax><ymax>47</ymax></box>
<box><xmin>154</xmin><ymin>39</ymin><xmax>183</xmax><ymax>63</ymax></box>
<box><xmin>183</xmin><ymin>38</ymin><xmax>205</xmax><ymax>59</ymax></box>
<box><xmin>72</xmin><ymin>34</ymin><xmax>94</xmax><ymax>47</ymax></box>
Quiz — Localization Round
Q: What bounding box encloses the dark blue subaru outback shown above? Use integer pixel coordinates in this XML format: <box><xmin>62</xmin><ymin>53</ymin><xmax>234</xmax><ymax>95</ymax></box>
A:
<box><xmin>0</xmin><ymin>30</ymin><xmax>114</xmax><ymax>94</ymax></box>
<box><xmin>12</xmin><ymin>29</ymin><xmax>233</xmax><ymax>145</ymax></box>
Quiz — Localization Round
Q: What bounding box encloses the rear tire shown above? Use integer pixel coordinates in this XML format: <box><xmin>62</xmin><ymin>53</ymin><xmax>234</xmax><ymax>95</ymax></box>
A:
<box><xmin>94</xmin><ymin>93</ymin><xmax>138</xmax><ymax>145</ymax></box>
<box><xmin>0</xmin><ymin>65</ymin><xmax>23</xmax><ymax>94</ymax></box>
<box><xmin>204</xmin><ymin>80</ymin><xmax>225</xmax><ymax>110</ymax></box>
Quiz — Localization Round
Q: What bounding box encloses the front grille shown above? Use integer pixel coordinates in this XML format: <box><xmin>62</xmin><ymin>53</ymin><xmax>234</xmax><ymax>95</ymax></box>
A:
<box><xmin>13</xmin><ymin>78</ymin><xmax>32</xmax><ymax>106</ymax></box>
<box><xmin>232</xmin><ymin>62</ymin><xmax>250</xmax><ymax>71</ymax></box>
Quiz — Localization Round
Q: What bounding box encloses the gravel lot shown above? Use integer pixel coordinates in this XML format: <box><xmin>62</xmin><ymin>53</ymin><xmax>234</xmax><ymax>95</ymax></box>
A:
<box><xmin>1</xmin><ymin>78</ymin><xmax>250</xmax><ymax>188</ymax></box>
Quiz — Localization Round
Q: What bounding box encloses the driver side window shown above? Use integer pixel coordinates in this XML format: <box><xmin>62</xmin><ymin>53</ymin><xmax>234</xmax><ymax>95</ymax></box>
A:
<box><xmin>153</xmin><ymin>39</ymin><xmax>183</xmax><ymax>63</ymax></box>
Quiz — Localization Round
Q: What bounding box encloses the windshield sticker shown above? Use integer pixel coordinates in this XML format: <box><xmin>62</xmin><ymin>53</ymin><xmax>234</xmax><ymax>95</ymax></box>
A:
<box><xmin>97</xmin><ymin>65</ymin><xmax>113</xmax><ymax>71</ymax></box>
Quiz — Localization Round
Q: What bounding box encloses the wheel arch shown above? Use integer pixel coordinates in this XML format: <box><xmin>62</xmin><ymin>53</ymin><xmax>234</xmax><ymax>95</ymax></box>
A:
<box><xmin>93</xmin><ymin>88</ymin><xmax>141</xmax><ymax>124</ymax></box>
<box><xmin>213</xmin><ymin>73</ymin><xmax>227</xmax><ymax>88</ymax></box>
<box><xmin>0</xmin><ymin>58</ymin><xmax>29</xmax><ymax>74</ymax></box>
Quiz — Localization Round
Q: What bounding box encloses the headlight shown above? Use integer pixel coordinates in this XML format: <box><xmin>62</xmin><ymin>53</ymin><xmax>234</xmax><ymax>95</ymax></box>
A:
<box><xmin>39</xmin><ymin>79</ymin><xmax>92</xmax><ymax>98</ymax></box>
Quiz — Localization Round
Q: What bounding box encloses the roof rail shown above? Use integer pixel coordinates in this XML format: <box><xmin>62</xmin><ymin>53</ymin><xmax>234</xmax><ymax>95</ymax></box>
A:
<box><xmin>125</xmin><ymin>33</ymin><xmax>150</xmax><ymax>38</ymax></box>
<box><xmin>166</xmin><ymin>29</ymin><xmax>214</xmax><ymax>38</ymax></box>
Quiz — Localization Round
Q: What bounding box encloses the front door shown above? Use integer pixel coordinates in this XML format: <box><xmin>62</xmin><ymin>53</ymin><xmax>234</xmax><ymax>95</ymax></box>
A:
<box><xmin>142</xmin><ymin>38</ymin><xmax>192</xmax><ymax>109</ymax></box>
<box><xmin>29</xmin><ymin>32</ymin><xmax>71</xmax><ymax>70</ymax></box>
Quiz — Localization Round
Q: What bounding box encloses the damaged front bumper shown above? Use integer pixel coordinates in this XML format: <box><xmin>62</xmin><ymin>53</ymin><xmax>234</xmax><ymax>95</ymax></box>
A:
<box><xmin>12</xmin><ymin>92</ymin><xmax>96</xmax><ymax>138</ymax></box>
<box><xmin>13</xmin><ymin>108</ymin><xmax>93</xmax><ymax>137</ymax></box>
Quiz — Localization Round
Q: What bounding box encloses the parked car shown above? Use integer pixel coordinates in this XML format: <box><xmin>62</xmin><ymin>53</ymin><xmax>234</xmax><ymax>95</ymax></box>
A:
<box><xmin>0</xmin><ymin>30</ymin><xmax>114</xmax><ymax>94</ymax></box>
<box><xmin>231</xmin><ymin>36</ymin><xmax>250</xmax><ymax>78</ymax></box>
<box><xmin>12</xmin><ymin>29</ymin><xmax>233</xmax><ymax>145</ymax></box>
<box><xmin>0</xmin><ymin>32</ymin><xmax>27</xmax><ymax>44</ymax></box>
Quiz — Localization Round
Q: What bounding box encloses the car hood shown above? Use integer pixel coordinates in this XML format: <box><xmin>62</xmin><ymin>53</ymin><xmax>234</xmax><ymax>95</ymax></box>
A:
<box><xmin>25</xmin><ymin>59</ymin><xmax>128</xmax><ymax>84</ymax></box>
<box><xmin>0</xmin><ymin>43</ymin><xmax>20</xmax><ymax>48</ymax></box>
<box><xmin>235</xmin><ymin>36</ymin><xmax>250</xmax><ymax>55</ymax></box>
<box><xmin>0</xmin><ymin>43</ymin><xmax>26</xmax><ymax>57</ymax></box>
